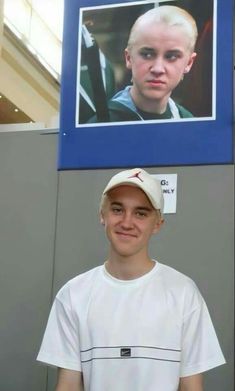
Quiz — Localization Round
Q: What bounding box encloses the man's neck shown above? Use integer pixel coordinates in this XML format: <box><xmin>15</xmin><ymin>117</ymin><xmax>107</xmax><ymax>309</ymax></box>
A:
<box><xmin>130</xmin><ymin>86</ymin><xmax>170</xmax><ymax>114</ymax></box>
<box><xmin>105</xmin><ymin>253</ymin><xmax>155</xmax><ymax>280</ymax></box>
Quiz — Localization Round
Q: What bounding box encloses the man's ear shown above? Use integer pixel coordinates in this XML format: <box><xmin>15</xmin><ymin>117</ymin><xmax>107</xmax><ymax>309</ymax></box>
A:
<box><xmin>184</xmin><ymin>52</ymin><xmax>197</xmax><ymax>74</ymax></box>
<box><xmin>125</xmin><ymin>48</ymin><xmax>132</xmax><ymax>70</ymax></box>
<box><xmin>152</xmin><ymin>218</ymin><xmax>164</xmax><ymax>235</ymax></box>
<box><xmin>100</xmin><ymin>212</ymin><xmax>105</xmax><ymax>226</ymax></box>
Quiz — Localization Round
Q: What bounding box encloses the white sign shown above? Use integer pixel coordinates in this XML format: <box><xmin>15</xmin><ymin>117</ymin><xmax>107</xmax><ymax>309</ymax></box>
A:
<box><xmin>153</xmin><ymin>174</ymin><xmax>178</xmax><ymax>214</ymax></box>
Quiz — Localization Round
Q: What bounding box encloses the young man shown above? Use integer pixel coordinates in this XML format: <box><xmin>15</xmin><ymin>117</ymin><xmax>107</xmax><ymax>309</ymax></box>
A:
<box><xmin>88</xmin><ymin>6</ymin><xmax>198</xmax><ymax>123</ymax></box>
<box><xmin>37</xmin><ymin>168</ymin><xmax>225</xmax><ymax>390</ymax></box>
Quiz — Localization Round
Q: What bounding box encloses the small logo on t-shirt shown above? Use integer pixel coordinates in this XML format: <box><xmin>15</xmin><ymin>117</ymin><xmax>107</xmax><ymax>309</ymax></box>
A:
<box><xmin>120</xmin><ymin>348</ymin><xmax>131</xmax><ymax>357</ymax></box>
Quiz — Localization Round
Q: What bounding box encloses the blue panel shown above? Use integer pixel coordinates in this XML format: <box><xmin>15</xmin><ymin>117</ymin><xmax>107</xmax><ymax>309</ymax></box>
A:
<box><xmin>59</xmin><ymin>0</ymin><xmax>233</xmax><ymax>169</ymax></box>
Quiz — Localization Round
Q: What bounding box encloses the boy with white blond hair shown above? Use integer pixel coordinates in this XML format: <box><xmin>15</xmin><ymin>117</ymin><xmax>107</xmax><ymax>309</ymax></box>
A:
<box><xmin>37</xmin><ymin>168</ymin><xmax>225</xmax><ymax>391</ymax></box>
<box><xmin>89</xmin><ymin>5</ymin><xmax>198</xmax><ymax>122</ymax></box>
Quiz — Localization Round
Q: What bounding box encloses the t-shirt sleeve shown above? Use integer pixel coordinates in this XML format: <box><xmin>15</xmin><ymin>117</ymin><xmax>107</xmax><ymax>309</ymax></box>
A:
<box><xmin>180</xmin><ymin>283</ymin><xmax>226</xmax><ymax>377</ymax></box>
<box><xmin>37</xmin><ymin>285</ymin><xmax>81</xmax><ymax>371</ymax></box>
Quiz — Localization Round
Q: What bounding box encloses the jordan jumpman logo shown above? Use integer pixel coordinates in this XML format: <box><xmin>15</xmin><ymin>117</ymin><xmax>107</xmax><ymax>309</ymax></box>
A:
<box><xmin>128</xmin><ymin>171</ymin><xmax>143</xmax><ymax>182</ymax></box>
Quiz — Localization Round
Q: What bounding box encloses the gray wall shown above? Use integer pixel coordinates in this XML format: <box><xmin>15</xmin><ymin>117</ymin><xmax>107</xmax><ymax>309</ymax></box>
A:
<box><xmin>0</xmin><ymin>131</ymin><xmax>233</xmax><ymax>390</ymax></box>
<box><xmin>0</xmin><ymin>131</ymin><xmax>58</xmax><ymax>391</ymax></box>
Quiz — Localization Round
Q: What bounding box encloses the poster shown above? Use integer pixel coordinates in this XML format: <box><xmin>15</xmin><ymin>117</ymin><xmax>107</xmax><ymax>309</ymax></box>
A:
<box><xmin>59</xmin><ymin>0</ymin><xmax>233</xmax><ymax>169</ymax></box>
<box><xmin>154</xmin><ymin>174</ymin><xmax>177</xmax><ymax>214</ymax></box>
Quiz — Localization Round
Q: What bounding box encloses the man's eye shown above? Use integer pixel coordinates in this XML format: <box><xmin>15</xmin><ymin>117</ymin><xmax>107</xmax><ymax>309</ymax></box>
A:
<box><xmin>136</xmin><ymin>211</ymin><xmax>147</xmax><ymax>218</ymax></box>
<box><xmin>139</xmin><ymin>50</ymin><xmax>155</xmax><ymax>59</ymax></box>
<box><xmin>112</xmin><ymin>207</ymin><xmax>122</xmax><ymax>214</ymax></box>
<box><xmin>165</xmin><ymin>52</ymin><xmax>181</xmax><ymax>61</ymax></box>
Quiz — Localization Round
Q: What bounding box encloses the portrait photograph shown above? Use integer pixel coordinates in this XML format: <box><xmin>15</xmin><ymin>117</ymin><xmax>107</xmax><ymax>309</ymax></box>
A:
<box><xmin>76</xmin><ymin>0</ymin><xmax>215</xmax><ymax>126</ymax></box>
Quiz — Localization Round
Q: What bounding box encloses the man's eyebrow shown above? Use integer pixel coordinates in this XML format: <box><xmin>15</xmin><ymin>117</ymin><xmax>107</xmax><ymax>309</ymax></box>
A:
<box><xmin>140</xmin><ymin>47</ymin><xmax>155</xmax><ymax>52</ymax></box>
<box><xmin>166</xmin><ymin>49</ymin><xmax>183</xmax><ymax>54</ymax></box>
<box><xmin>110</xmin><ymin>203</ymin><xmax>152</xmax><ymax>211</ymax></box>
<box><xmin>135</xmin><ymin>206</ymin><xmax>153</xmax><ymax>212</ymax></box>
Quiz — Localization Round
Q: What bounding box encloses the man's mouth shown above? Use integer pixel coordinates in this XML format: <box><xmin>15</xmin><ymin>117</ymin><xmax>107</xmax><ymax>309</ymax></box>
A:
<box><xmin>146</xmin><ymin>79</ymin><xmax>165</xmax><ymax>86</ymax></box>
<box><xmin>116</xmin><ymin>231</ymin><xmax>137</xmax><ymax>238</ymax></box>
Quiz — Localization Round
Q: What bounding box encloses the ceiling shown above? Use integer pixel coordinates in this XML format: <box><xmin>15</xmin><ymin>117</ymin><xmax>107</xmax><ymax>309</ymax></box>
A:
<box><xmin>0</xmin><ymin>93</ymin><xmax>33</xmax><ymax>124</ymax></box>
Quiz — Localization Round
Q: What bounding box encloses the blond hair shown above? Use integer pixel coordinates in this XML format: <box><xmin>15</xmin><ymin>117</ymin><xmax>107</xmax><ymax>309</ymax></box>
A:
<box><xmin>127</xmin><ymin>5</ymin><xmax>198</xmax><ymax>53</ymax></box>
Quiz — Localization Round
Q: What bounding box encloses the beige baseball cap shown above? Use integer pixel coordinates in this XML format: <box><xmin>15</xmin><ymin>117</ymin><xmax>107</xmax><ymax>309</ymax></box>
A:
<box><xmin>103</xmin><ymin>168</ymin><xmax>164</xmax><ymax>213</ymax></box>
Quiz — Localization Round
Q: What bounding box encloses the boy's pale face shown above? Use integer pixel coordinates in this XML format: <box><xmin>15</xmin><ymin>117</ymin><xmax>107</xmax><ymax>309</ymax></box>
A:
<box><xmin>125</xmin><ymin>21</ymin><xmax>196</xmax><ymax>113</ymax></box>
<box><xmin>100</xmin><ymin>185</ymin><xmax>163</xmax><ymax>258</ymax></box>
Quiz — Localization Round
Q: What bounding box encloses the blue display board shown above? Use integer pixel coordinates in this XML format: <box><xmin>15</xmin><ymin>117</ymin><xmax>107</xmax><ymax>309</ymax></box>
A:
<box><xmin>58</xmin><ymin>0</ymin><xmax>233</xmax><ymax>169</ymax></box>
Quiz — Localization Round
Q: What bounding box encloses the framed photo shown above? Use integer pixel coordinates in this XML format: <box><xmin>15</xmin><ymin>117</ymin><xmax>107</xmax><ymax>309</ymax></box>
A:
<box><xmin>59</xmin><ymin>0</ymin><xmax>233</xmax><ymax>169</ymax></box>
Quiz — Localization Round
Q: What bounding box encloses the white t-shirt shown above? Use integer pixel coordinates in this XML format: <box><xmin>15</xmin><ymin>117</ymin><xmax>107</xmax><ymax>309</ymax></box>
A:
<box><xmin>37</xmin><ymin>261</ymin><xmax>225</xmax><ymax>391</ymax></box>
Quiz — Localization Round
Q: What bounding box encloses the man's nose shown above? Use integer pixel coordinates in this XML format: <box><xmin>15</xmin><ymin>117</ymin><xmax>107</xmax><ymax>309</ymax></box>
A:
<box><xmin>120</xmin><ymin>212</ymin><xmax>134</xmax><ymax>229</ymax></box>
<box><xmin>150</xmin><ymin>57</ymin><xmax>165</xmax><ymax>74</ymax></box>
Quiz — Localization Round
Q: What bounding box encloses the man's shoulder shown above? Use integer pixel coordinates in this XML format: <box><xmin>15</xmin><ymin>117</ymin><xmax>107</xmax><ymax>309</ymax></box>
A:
<box><xmin>69</xmin><ymin>265</ymin><xmax>102</xmax><ymax>286</ymax></box>
<box><xmin>87</xmin><ymin>87</ymin><xmax>141</xmax><ymax>123</ymax></box>
<box><xmin>107</xmin><ymin>101</ymin><xmax>138</xmax><ymax>121</ymax></box>
<box><xmin>158</xmin><ymin>262</ymin><xmax>197</xmax><ymax>292</ymax></box>
<box><xmin>158</xmin><ymin>262</ymin><xmax>203</xmax><ymax>310</ymax></box>
<box><xmin>87</xmin><ymin>103</ymin><xmax>139</xmax><ymax>123</ymax></box>
<box><xmin>56</xmin><ymin>265</ymin><xmax>103</xmax><ymax>299</ymax></box>
<box><xmin>176</xmin><ymin>103</ymin><xmax>194</xmax><ymax>118</ymax></box>
<box><xmin>159</xmin><ymin>262</ymin><xmax>190</xmax><ymax>279</ymax></box>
